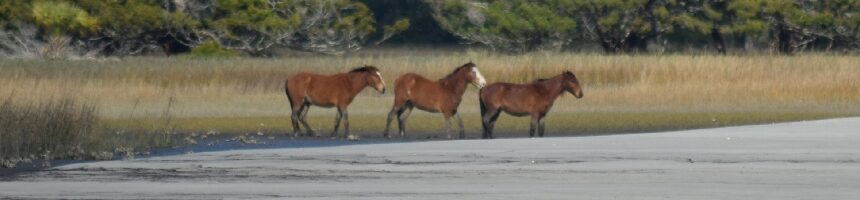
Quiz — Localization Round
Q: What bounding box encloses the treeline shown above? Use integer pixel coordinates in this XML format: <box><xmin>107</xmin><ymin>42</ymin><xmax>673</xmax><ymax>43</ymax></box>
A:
<box><xmin>0</xmin><ymin>0</ymin><xmax>409</xmax><ymax>58</ymax></box>
<box><xmin>431</xmin><ymin>0</ymin><xmax>860</xmax><ymax>54</ymax></box>
<box><xmin>1</xmin><ymin>0</ymin><xmax>858</xmax><ymax>58</ymax></box>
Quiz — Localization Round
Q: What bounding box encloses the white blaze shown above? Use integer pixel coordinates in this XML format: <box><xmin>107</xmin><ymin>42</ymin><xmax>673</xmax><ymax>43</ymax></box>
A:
<box><xmin>472</xmin><ymin>67</ymin><xmax>487</xmax><ymax>88</ymax></box>
<box><xmin>375</xmin><ymin>71</ymin><xmax>385</xmax><ymax>91</ymax></box>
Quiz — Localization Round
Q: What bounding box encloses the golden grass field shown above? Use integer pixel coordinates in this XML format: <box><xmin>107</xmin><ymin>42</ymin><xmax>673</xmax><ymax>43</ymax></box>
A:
<box><xmin>2</xmin><ymin>50</ymin><xmax>859</xmax><ymax>139</ymax></box>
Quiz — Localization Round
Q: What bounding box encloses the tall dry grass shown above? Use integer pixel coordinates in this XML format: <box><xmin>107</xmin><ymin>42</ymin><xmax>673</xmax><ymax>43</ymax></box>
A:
<box><xmin>1</xmin><ymin>50</ymin><xmax>858</xmax><ymax>137</ymax></box>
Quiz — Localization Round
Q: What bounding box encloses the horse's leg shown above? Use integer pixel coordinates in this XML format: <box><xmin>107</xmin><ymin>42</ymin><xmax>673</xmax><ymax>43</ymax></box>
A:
<box><xmin>331</xmin><ymin>109</ymin><xmax>343</xmax><ymax>138</ymax></box>
<box><xmin>290</xmin><ymin>105</ymin><xmax>303</xmax><ymax>137</ymax></box>
<box><xmin>481</xmin><ymin>107</ymin><xmax>500</xmax><ymax>139</ymax></box>
<box><xmin>397</xmin><ymin>103</ymin><xmax>413</xmax><ymax>138</ymax></box>
<box><xmin>444</xmin><ymin>117</ymin><xmax>452</xmax><ymax>139</ymax></box>
<box><xmin>480</xmin><ymin>113</ymin><xmax>489</xmax><ymax>139</ymax></box>
<box><xmin>299</xmin><ymin>103</ymin><xmax>315</xmax><ymax>136</ymax></box>
<box><xmin>529</xmin><ymin>115</ymin><xmax>540</xmax><ymax>138</ymax></box>
<box><xmin>443</xmin><ymin>112</ymin><xmax>453</xmax><ymax>139</ymax></box>
<box><xmin>487</xmin><ymin>111</ymin><xmax>500</xmax><ymax>139</ymax></box>
<box><xmin>538</xmin><ymin>116</ymin><xmax>546</xmax><ymax>137</ymax></box>
<box><xmin>453</xmin><ymin>112</ymin><xmax>465</xmax><ymax>139</ymax></box>
<box><xmin>383</xmin><ymin>106</ymin><xmax>400</xmax><ymax>138</ymax></box>
<box><xmin>341</xmin><ymin>108</ymin><xmax>350</xmax><ymax>139</ymax></box>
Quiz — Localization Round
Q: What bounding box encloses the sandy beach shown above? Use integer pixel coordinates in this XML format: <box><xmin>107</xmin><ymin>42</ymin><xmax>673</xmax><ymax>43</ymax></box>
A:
<box><xmin>2</xmin><ymin>118</ymin><xmax>859</xmax><ymax>199</ymax></box>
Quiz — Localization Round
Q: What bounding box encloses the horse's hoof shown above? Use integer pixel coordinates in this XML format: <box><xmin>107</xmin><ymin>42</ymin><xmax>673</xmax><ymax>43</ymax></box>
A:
<box><xmin>347</xmin><ymin>134</ymin><xmax>360</xmax><ymax>141</ymax></box>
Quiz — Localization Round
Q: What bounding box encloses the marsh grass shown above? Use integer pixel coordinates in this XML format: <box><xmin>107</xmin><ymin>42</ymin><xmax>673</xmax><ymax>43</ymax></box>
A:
<box><xmin>1</xmin><ymin>50</ymin><xmax>859</xmax><ymax>139</ymax></box>
<box><xmin>0</xmin><ymin>97</ymin><xmax>96</xmax><ymax>166</ymax></box>
<box><xmin>0</xmin><ymin>97</ymin><xmax>175</xmax><ymax>168</ymax></box>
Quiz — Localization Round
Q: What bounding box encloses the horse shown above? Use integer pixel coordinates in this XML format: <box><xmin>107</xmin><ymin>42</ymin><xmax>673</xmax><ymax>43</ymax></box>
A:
<box><xmin>284</xmin><ymin>66</ymin><xmax>385</xmax><ymax>138</ymax></box>
<box><xmin>383</xmin><ymin>62</ymin><xmax>487</xmax><ymax>139</ymax></box>
<box><xmin>478</xmin><ymin>71</ymin><xmax>583</xmax><ymax>139</ymax></box>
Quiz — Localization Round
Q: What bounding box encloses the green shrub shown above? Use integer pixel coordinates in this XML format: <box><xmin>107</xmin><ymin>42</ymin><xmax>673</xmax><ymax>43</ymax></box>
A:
<box><xmin>188</xmin><ymin>40</ymin><xmax>238</xmax><ymax>58</ymax></box>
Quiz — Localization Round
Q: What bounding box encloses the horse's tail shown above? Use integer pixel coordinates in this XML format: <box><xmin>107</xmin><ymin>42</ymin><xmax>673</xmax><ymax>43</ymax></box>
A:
<box><xmin>284</xmin><ymin>79</ymin><xmax>294</xmax><ymax>109</ymax></box>
<box><xmin>478</xmin><ymin>88</ymin><xmax>489</xmax><ymax>138</ymax></box>
<box><xmin>478</xmin><ymin>88</ymin><xmax>488</xmax><ymax>117</ymax></box>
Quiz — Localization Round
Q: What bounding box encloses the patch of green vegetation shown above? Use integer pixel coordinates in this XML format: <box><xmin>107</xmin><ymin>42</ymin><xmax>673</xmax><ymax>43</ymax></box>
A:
<box><xmin>187</xmin><ymin>40</ymin><xmax>238</xmax><ymax>58</ymax></box>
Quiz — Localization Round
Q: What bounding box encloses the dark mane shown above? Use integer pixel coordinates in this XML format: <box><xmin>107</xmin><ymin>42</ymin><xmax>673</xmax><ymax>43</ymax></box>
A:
<box><xmin>534</xmin><ymin>72</ymin><xmax>571</xmax><ymax>83</ymax></box>
<box><xmin>349</xmin><ymin>65</ymin><xmax>379</xmax><ymax>73</ymax></box>
<box><xmin>441</xmin><ymin>62</ymin><xmax>475</xmax><ymax>80</ymax></box>
<box><xmin>563</xmin><ymin>70</ymin><xmax>574</xmax><ymax>76</ymax></box>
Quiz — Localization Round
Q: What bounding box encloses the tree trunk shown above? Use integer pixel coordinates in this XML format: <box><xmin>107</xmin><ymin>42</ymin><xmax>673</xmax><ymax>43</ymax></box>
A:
<box><xmin>711</xmin><ymin>26</ymin><xmax>726</xmax><ymax>54</ymax></box>
<box><xmin>623</xmin><ymin>33</ymin><xmax>649</xmax><ymax>53</ymax></box>
<box><xmin>744</xmin><ymin>35</ymin><xmax>754</xmax><ymax>52</ymax></box>
<box><xmin>598</xmin><ymin>34</ymin><xmax>650</xmax><ymax>54</ymax></box>
<box><xmin>599</xmin><ymin>40</ymin><xmax>621</xmax><ymax>54</ymax></box>
<box><xmin>777</xmin><ymin>23</ymin><xmax>794</xmax><ymax>54</ymax></box>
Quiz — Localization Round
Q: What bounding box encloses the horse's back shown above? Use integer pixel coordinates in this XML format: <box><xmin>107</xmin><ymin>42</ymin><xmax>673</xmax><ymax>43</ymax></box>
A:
<box><xmin>480</xmin><ymin>82</ymin><xmax>521</xmax><ymax>99</ymax></box>
<box><xmin>287</xmin><ymin>72</ymin><xmax>346</xmax><ymax>107</ymax></box>
<box><xmin>480</xmin><ymin>82</ymin><xmax>542</xmax><ymax>116</ymax></box>
<box><xmin>394</xmin><ymin>73</ymin><xmax>428</xmax><ymax>88</ymax></box>
<box><xmin>394</xmin><ymin>73</ymin><xmax>451</xmax><ymax>112</ymax></box>
<box><xmin>394</xmin><ymin>73</ymin><xmax>438</xmax><ymax>95</ymax></box>
<box><xmin>286</xmin><ymin>72</ymin><xmax>315</xmax><ymax>94</ymax></box>
<box><xmin>288</xmin><ymin>72</ymin><xmax>318</xmax><ymax>84</ymax></box>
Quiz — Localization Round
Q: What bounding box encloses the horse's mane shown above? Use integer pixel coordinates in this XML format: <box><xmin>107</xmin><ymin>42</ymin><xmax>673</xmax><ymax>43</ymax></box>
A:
<box><xmin>441</xmin><ymin>62</ymin><xmax>475</xmax><ymax>80</ymax></box>
<box><xmin>563</xmin><ymin>70</ymin><xmax>574</xmax><ymax>77</ymax></box>
<box><xmin>349</xmin><ymin>65</ymin><xmax>379</xmax><ymax>73</ymax></box>
<box><xmin>533</xmin><ymin>72</ymin><xmax>571</xmax><ymax>83</ymax></box>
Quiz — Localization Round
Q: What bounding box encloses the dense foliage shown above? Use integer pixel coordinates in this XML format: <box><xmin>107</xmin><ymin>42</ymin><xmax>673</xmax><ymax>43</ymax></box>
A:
<box><xmin>1</xmin><ymin>0</ymin><xmax>858</xmax><ymax>57</ymax></box>
<box><xmin>429</xmin><ymin>0</ymin><xmax>860</xmax><ymax>54</ymax></box>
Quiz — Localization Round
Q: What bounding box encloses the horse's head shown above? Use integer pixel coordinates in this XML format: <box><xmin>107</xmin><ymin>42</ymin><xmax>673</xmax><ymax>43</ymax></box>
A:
<box><xmin>351</xmin><ymin>65</ymin><xmax>386</xmax><ymax>94</ymax></box>
<box><xmin>458</xmin><ymin>62</ymin><xmax>487</xmax><ymax>88</ymax></box>
<box><xmin>562</xmin><ymin>71</ymin><xmax>583</xmax><ymax>99</ymax></box>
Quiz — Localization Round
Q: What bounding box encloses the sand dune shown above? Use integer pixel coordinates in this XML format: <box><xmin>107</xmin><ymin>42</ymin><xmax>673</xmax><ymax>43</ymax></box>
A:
<box><xmin>2</xmin><ymin>118</ymin><xmax>860</xmax><ymax>199</ymax></box>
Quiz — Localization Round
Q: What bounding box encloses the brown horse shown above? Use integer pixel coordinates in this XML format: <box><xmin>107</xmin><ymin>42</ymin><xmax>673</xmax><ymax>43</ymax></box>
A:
<box><xmin>285</xmin><ymin>66</ymin><xmax>385</xmax><ymax>138</ymax></box>
<box><xmin>383</xmin><ymin>62</ymin><xmax>487</xmax><ymax>139</ymax></box>
<box><xmin>479</xmin><ymin>71</ymin><xmax>583</xmax><ymax>139</ymax></box>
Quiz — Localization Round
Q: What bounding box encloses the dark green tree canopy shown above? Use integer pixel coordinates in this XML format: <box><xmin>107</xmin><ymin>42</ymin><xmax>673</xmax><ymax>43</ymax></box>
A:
<box><xmin>1</xmin><ymin>0</ymin><xmax>859</xmax><ymax>57</ymax></box>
